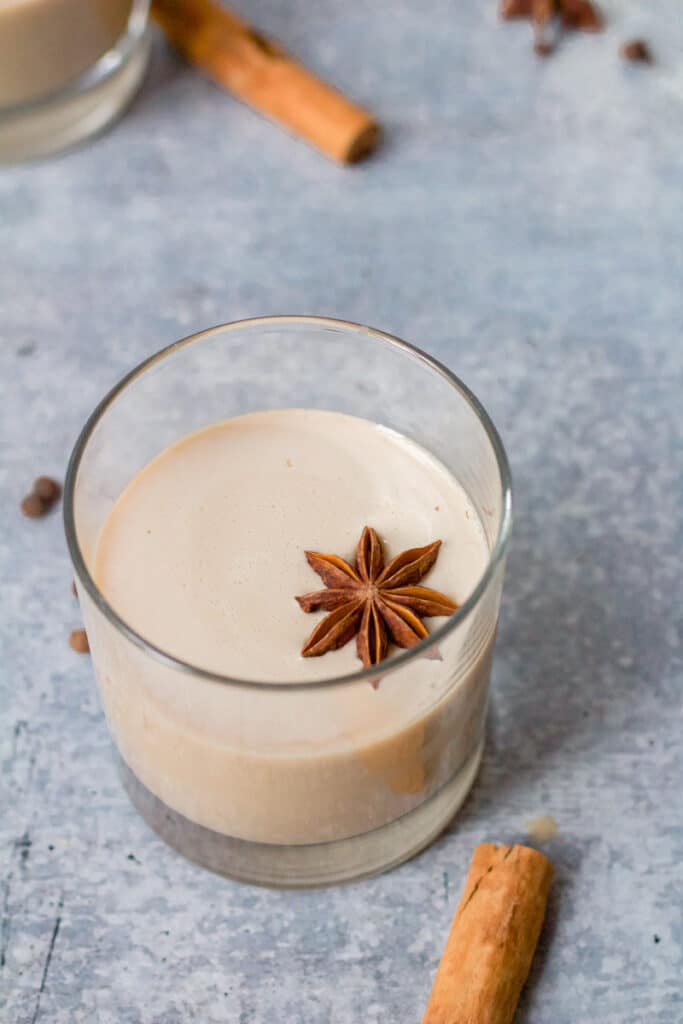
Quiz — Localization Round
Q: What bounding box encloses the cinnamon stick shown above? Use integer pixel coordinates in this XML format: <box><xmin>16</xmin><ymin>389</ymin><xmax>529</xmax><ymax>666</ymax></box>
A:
<box><xmin>422</xmin><ymin>843</ymin><xmax>553</xmax><ymax>1024</ymax></box>
<box><xmin>151</xmin><ymin>0</ymin><xmax>379</xmax><ymax>163</ymax></box>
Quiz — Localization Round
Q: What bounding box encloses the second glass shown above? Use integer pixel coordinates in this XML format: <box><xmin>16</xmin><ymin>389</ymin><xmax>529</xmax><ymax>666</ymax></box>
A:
<box><xmin>0</xmin><ymin>0</ymin><xmax>150</xmax><ymax>163</ymax></box>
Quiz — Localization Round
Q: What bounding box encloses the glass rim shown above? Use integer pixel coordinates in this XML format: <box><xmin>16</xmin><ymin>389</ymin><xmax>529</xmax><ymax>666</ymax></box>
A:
<box><xmin>64</xmin><ymin>315</ymin><xmax>512</xmax><ymax>692</ymax></box>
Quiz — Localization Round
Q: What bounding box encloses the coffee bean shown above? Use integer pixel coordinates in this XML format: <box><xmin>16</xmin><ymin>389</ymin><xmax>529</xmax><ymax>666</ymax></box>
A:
<box><xmin>33</xmin><ymin>477</ymin><xmax>61</xmax><ymax>502</ymax></box>
<box><xmin>21</xmin><ymin>493</ymin><xmax>46</xmax><ymax>518</ymax></box>
<box><xmin>69</xmin><ymin>629</ymin><xmax>90</xmax><ymax>654</ymax></box>
<box><xmin>620</xmin><ymin>39</ymin><xmax>652</xmax><ymax>63</ymax></box>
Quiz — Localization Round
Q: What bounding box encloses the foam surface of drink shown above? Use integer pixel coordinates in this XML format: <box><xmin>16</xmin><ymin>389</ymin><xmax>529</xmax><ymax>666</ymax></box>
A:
<box><xmin>96</xmin><ymin>409</ymin><xmax>489</xmax><ymax>682</ymax></box>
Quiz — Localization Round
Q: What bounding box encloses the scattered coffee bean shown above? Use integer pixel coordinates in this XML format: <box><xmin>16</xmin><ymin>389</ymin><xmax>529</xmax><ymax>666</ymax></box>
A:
<box><xmin>620</xmin><ymin>39</ymin><xmax>652</xmax><ymax>63</ymax></box>
<box><xmin>20</xmin><ymin>475</ymin><xmax>62</xmax><ymax>518</ymax></box>
<box><xmin>33</xmin><ymin>476</ymin><xmax>61</xmax><ymax>502</ymax></box>
<box><xmin>69</xmin><ymin>628</ymin><xmax>90</xmax><ymax>654</ymax></box>
<box><xmin>21</xmin><ymin>493</ymin><xmax>47</xmax><ymax>518</ymax></box>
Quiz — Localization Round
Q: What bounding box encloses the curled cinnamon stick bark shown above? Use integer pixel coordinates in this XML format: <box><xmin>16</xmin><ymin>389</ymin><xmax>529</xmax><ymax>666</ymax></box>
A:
<box><xmin>152</xmin><ymin>0</ymin><xmax>379</xmax><ymax>163</ymax></box>
<box><xmin>422</xmin><ymin>843</ymin><xmax>553</xmax><ymax>1024</ymax></box>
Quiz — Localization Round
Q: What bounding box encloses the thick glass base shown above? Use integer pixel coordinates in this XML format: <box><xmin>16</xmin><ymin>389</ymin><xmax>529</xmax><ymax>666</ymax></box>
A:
<box><xmin>0</xmin><ymin>31</ymin><xmax>150</xmax><ymax>164</ymax></box>
<box><xmin>118</xmin><ymin>740</ymin><xmax>484</xmax><ymax>888</ymax></box>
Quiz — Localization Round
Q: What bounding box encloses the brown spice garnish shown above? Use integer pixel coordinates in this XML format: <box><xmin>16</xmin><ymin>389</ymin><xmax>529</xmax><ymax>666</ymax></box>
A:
<box><xmin>620</xmin><ymin>39</ymin><xmax>653</xmax><ymax>63</ymax></box>
<box><xmin>151</xmin><ymin>0</ymin><xmax>379</xmax><ymax>165</ymax></box>
<box><xmin>502</xmin><ymin>0</ymin><xmax>604</xmax><ymax>55</ymax></box>
<box><xmin>69</xmin><ymin>628</ymin><xmax>90</xmax><ymax>654</ymax></box>
<box><xmin>71</xmin><ymin>580</ymin><xmax>78</xmax><ymax>597</ymax></box>
<box><xmin>421</xmin><ymin>844</ymin><xmax>553</xmax><ymax>1024</ymax></box>
<box><xmin>532</xmin><ymin>0</ymin><xmax>559</xmax><ymax>55</ymax></box>
<box><xmin>34</xmin><ymin>476</ymin><xmax>61</xmax><ymax>502</ymax></box>
<box><xmin>532</xmin><ymin>0</ymin><xmax>555</xmax><ymax>24</ymax></box>
<box><xmin>295</xmin><ymin>526</ymin><xmax>458</xmax><ymax>668</ymax></box>
<box><xmin>21</xmin><ymin>493</ymin><xmax>47</xmax><ymax>518</ymax></box>
<box><xmin>20</xmin><ymin>475</ymin><xmax>62</xmax><ymax>517</ymax></box>
<box><xmin>500</xmin><ymin>0</ymin><xmax>532</xmax><ymax>18</ymax></box>
<box><xmin>559</xmin><ymin>0</ymin><xmax>603</xmax><ymax>31</ymax></box>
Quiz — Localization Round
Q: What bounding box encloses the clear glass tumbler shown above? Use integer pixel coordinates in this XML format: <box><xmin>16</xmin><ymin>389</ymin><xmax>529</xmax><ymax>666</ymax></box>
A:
<box><xmin>64</xmin><ymin>317</ymin><xmax>512</xmax><ymax>887</ymax></box>
<box><xmin>0</xmin><ymin>0</ymin><xmax>150</xmax><ymax>163</ymax></box>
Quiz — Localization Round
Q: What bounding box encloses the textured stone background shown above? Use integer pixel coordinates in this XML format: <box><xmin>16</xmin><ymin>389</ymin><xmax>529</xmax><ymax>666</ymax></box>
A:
<box><xmin>1</xmin><ymin>1</ymin><xmax>682</xmax><ymax>1021</ymax></box>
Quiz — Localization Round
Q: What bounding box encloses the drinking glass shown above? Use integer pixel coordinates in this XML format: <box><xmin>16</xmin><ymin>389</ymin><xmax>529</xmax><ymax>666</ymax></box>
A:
<box><xmin>64</xmin><ymin>316</ymin><xmax>512</xmax><ymax>887</ymax></box>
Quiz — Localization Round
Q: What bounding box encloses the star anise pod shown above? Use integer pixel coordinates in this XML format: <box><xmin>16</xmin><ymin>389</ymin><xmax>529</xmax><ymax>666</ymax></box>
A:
<box><xmin>559</xmin><ymin>0</ymin><xmax>603</xmax><ymax>31</ymax></box>
<box><xmin>501</xmin><ymin>0</ymin><xmax>604</xmax><ymax>54</ymax></box>
<box><xmin>295</xmin><ymin>526</ymin><xmax>458</xmax><ymax>669</ymax></box>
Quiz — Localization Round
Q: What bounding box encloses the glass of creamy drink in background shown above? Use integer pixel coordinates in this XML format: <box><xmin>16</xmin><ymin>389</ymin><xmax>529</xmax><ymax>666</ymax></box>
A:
<box><xmin>64</xmin><ymin>317</ymin><xmax>512</xmax><ymax>887</ymax></box>
<box><xmin>0</xmin><ymin>0</ymin><xmax>149</xmax><ymax>162</ymax></box>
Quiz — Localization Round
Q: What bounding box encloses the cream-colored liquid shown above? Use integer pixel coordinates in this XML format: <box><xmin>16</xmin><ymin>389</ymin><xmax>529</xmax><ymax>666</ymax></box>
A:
<box><xmin>87</xmin><ymin>410</ymin><xmax>496</xmax><ymax>844</ymax></box>
<box><xmin>97</xmin><ymin>409</ymin><xmax>488</xmax><ymax>681</ymax></box>
<box><xmin>0</xmin><ymin>0</ymin><xmax>133</xmax><ymax>107</ymax></box>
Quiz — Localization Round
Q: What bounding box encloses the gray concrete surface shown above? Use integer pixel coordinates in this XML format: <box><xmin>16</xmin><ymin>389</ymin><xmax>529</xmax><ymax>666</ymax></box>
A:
<box><xmin>1</xmin><ymin>1</ymin><xmax>682</xmax><ymax>1021</ymax></box>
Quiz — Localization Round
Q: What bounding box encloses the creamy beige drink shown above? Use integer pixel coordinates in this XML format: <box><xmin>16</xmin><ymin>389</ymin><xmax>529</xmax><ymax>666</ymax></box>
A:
<box><xmin>0</xmin><ymin>0</ymin><xmax>134</xmax><ymax>107</ymax></box>
<box><xmin>86</xmin><ymin>409</ymin><xmax>494</xmax><ymax>846</ymax></box>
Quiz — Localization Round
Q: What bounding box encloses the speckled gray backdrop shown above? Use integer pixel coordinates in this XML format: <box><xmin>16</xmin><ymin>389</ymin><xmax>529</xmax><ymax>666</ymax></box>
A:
<box><xmin>1</xmin><ymin>1</ymin><xmax>682</xmax><ymax>1021</ymax></box>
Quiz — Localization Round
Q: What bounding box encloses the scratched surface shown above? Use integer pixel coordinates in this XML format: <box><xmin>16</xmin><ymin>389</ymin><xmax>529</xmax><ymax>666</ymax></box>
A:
<box><xmin>1</xmin><ymin>0</ymin><xmax>683</xmax><ymax>1021</ymax></box>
